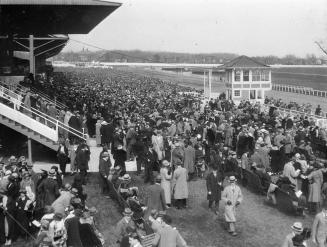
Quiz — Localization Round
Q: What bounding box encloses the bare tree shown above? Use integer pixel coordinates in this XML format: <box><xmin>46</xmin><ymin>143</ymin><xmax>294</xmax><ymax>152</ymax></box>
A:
<box><xmin>315</xmin><ymin>41</ymin><xmax>327</xmax><ymax>56</ymax></box>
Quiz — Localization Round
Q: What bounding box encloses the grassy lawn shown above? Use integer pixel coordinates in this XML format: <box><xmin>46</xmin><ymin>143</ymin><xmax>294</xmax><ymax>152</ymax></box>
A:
<box><xmin>13</xmin><ymin>172</ymin><xmax>317</xmax><ymax>247</ymax></box>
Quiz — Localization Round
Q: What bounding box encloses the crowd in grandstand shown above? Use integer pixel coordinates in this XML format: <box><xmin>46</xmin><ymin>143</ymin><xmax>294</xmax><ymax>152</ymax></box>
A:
<box><xmin>0</xmin><ymin>67</ymin><xmax>327</xmax><ymax>246</ymax></box>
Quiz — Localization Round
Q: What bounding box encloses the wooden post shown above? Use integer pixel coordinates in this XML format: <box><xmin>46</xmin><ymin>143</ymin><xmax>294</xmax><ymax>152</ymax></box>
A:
<box><xmin>28</xmin><ymin>137</ymin><xmax>32</xmax><ymax>164</ymax></box>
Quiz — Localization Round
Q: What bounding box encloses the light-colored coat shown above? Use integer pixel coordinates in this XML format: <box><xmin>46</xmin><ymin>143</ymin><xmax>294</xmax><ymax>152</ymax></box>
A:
<box><xmin>172</xmin><ymin>166</ymin><xmax>188</xmax><ymax>200</ymax></box>
<box><xmin>283</xmin><ymin>162</ymin><xmax>300</xmax><ymax>186</ymax></box>
<box><xmin>95</xmin><ymin>121</ymin><xmax>101</xmax><ymax>145</ymax></box>
<box><xmin>312</xmin><ymin>211</ymin><xmax>327</xmax><ymax>246</ymax></box>
<box><xmin>145</xmin><ymin>184</ymin><xmax>166</xmax><ymax>219</ymax></box>
<box><xmin>152</xmin><ymin>135</ymin><xmax>164</xmax><ymax>161</ymax></box>
<box><xmin>307</xmin><ymin>169</ymin><xmax>324</xmax><ymax>203</ymax></box>
<box><xmin>183</xmin><ymin>146</ymin><xmax>195</xmax><ymax>174</ymax></box>
<box><xmin>221</xmin><ymin>184</ymin><xmax>243</xmax><ymax>223</ymax></box>
<box><xmin>160</xmin><ymin>167</ymin><xmax>172</xmax><ymax>204</ymax></box>
<box><xmin>152</xmin><ymin>224</ymin><xmax>187</xmax><ymax>247</ymax></box>
<box><xmin>51</xmin><ymin>191</ymin><xmax>74</xmax><ymax>215</ymax></box>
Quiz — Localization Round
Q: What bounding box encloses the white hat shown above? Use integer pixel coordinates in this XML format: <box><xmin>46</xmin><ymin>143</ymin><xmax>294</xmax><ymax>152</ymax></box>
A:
<box><xmin>291</xmin><ymin>222</ymin><xmax>303</xmax><ymax>233</ymax></box>
<box><xmin>229</xmin><ymin>176</ymin><xmax>237</xmax><ymax>182</ymax></box>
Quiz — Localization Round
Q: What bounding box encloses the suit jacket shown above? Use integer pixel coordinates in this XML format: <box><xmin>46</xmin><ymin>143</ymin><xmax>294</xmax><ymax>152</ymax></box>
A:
<box><xmin>312</xmin><ymin>212</ymin><xmax>327</xmax><ymax>244</ymax></box>
<box><xmin>146</xmin><ymin>184</ymin><xmax>166</xmax><ymax>218</ymax></box>
<box><xmin>206</xmin><ymin>172</ymin><xmax>222</xmax><ymax>201</ymax></box>
<box><xmin>152</xmin><ymin>224</ymin><xmax>187</xmax><ymax>247</ymax></box>
<box><xmin>99</xmin><ymin>158</ymin><xmax>112</xmax><ymax>178</ymax></box>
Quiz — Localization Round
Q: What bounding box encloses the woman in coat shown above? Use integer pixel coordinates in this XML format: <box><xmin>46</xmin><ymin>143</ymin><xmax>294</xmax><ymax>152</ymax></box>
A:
<box><xmin>183</xmin><ymin>141</ymin><xmax>195</xmax><ymax>177</ymax></box>
<box><xmin>172</xmin><ymin>161</ymin><xmax>188</xmax><ymax>209</ymax></box>
<box><xmin>152</xmin><ymin>130</ymin><xmax>164</xmax><ymax>161</ymax></box>
<box><xmin>307</xmin><ymin>164</ymin><xmax>324</xmax><ymax>214</ymax></box>
<box><xmin>160</xmin><ymin>160</ymin><xmax>172</xmax><ymax>207</ymax></box>
<box><xmin>57</xmin><ymin>142</ymin><xmax>69</xmax><ymax>176</ymax></box>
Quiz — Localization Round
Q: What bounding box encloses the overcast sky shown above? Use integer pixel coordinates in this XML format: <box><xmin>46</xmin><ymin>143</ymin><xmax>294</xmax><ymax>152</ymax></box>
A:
<box><xmin>63</xmin><ymin>0</ymin><xmax>327</xmax><ymax>57</ymax></box>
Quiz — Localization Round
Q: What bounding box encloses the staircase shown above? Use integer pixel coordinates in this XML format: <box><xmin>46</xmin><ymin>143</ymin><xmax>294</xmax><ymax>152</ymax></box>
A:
<box><xmin>0</xmin><ymin>84</ymin><xmax>86</xmax><ymax>151</ymax></box>
<box><xmin>0</xmin><ymin>113</ymin><xmax>58</xmax><ymax>150</ymax></box>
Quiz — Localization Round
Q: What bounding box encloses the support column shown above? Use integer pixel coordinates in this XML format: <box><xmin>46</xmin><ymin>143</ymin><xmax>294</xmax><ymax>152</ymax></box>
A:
<box><xmin>29</xmin><ymin>35</ymin><xmax>35</xmax><ymax>75</ymax></box>
<box><xmin>208</xmin><ymin>69</ymin><xmax>212</xmax><ymax>99</ymax></box>
<box><xmin>28</xmin><ymin>137</ymin><xmax>32</xmax><ymax>164</ymax></box>
<box><xmin>203</xmin><ymin>70</ymin><xmax>206</xmax><ymax>99</ymax></box>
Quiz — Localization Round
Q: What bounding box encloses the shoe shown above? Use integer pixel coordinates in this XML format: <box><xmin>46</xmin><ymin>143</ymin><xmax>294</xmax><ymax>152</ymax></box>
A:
<box><xmin>104</xmin><ymin>196</ymin><xmax>110</xmax><ymax>199</ymax></box>
<box><xmin>231</xmin><ymin>232</ymin><xmax>237</xmax><ymax>236</ymax></box>
<box><xmin>5</xmin><ymin>239</ymin><xmax>11</xmax><ymax>245</ymax></box>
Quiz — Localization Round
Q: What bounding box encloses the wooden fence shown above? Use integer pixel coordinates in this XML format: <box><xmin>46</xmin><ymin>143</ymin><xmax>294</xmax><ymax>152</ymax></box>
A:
<box><xmin>272</xmin><ymin>83</ymin><xmax>327</xmax><ymax>98</ymax></box>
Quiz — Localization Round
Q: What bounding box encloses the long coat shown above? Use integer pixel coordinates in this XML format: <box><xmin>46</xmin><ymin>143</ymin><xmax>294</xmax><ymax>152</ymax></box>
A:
<box><xmin>307</xmin><ymin>169</ymin><xmax>323</xmax><ymax>203</ymax></box>
<box><xmin>206</xmin><ymin>172</ymin><xmax>223</xmax><ymax>202</ymax></box>
<box><xmin>160</xmin><ymin>167</ymin><xmax>172</xmax><ymax>204</ymax></box>
<box><xmin>37</xmin><ymin>177</ymin><xmax>60</xmax><ymax>206</ymax></box>
<box><xmin>172</xmin><ymin>166</ymin><xmax>188</xmax><ymax>200</ymax></box>
<box><xmin>312</xmin><ymin>211</ymin><xmax>327</xmax><ymax>245</ymax></box>
<box><xmin>183</xmin><ymin>146</ymin><xmax>195</xmax><ymax>174</ymax></box>
<box><xmin>145</xmin><ymin>183</ymin><xmax>166</xmax><ymax>218</ymax></box>
<box><xmin>152</xmin><ymin>224</ymin><xmax>187</xmax><ymax>247</ymax></box>
<box><xmin>51</xmin><ymin>191</ymin><xmax>74</xmax><ymax>215</ymax></box>
<box><xmin>152</xmin><ymin>135</ymin><xmax>164</xmax><ymax>161</ymax></box>
<box><xmin>75</xmin><ymin>144</ymin><xmax>90</xmax><ymax>171</ymax></box>
<box><xmin>221</xmin><ymin>184</ymin><xmax>243</xmax><ymax>222</ymax></box>
<box><xmin>95</xmin><ymin>121</ymin><xmax>101</xmax><ymax>145</ymax></box>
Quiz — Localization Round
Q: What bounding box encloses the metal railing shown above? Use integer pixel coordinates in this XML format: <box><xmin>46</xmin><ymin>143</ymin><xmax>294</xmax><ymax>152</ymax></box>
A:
<box><xmin>0</xmin><ymin>85</ymin><xmax>86</xmax><ymax>141</ymax></box>
<box><xmin>272</xmin><ymin>83</ymin><xmax>327</xmax><ymax>98</ymax></box>
<box><xmin>0</xmin><ymin>81</ymin><xmax>67</xmax><ymax>110</ymax></box>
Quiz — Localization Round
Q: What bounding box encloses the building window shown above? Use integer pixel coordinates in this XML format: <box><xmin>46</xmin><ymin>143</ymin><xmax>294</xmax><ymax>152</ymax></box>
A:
<box><xmin>234</xmin><ymin>90</ymin><xmax>241</xmax><ymax>97</ymax></box>
<box><xmin>243</xmin><ymin>70</ymin><xmax>249</xmax><ymax>81</ymax></box>
<box><xmin>257</xmin><ymin>90</ymin><xmax>262</xmax><ymax>99</ymax></box>
<box><xmin>252</xmin><ymin>70</ymin><xmax>260</xmax><ymax>81</ymax></box>
<box><xmin>234</xmin><ymin>70</ymin><xmax>241</xmax><ymax>81</ymax></box>
<box><xmin>250</xmin><ymin>90</ymin><xmax>256</xmax><ymax>99</ymax></box>
<box><xmin>261</xmin><ymin>70</ymin><xmax>270</xmax><ymax>81</ymax></box>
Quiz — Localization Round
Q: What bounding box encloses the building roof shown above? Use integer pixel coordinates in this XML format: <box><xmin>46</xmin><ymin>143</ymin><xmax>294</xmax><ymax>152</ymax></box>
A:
<box><xmin>0</xmin><ymin>0</ymin><xmax>121</xmax><ymax>35</ymax></box>
<box><xmin>219</xmin><ymin>55</ymin><xmax>269</xmax><ymax>69</ymax></box>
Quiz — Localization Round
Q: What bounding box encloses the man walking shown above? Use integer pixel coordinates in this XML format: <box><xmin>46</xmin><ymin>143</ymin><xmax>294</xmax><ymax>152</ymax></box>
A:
<box><xmin>221</xmin><ymin>176</ymin><xmax>242</xmax><ymax>236</ymax></box>
<box><xmin>311</xmin><ymin>200</ymin><xmax>327</xmax><ymax>247</ymax></box>
<box><xmin>206</xmin><ymin>164</ymin><xmax>222</xmax><ymax>214</ymax></box>
<box><xmin>99</xmin><ymin>151</ymin><xmax>112</xmax><ymax>198</ymax></box>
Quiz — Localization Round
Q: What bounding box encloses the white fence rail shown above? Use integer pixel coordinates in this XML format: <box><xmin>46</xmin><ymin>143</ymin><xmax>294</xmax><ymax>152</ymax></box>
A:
<box><xmin>272</xmin><ymin>83</ymin><xmax>327</xmax><ymax>98</ymax></box>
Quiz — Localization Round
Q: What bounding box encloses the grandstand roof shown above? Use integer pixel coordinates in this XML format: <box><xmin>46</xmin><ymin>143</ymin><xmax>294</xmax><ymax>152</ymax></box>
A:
<box><xmin>219</xmin><ymin>55</ymin><xmax>269</xmax><ymax>69</ymax></box>
<box><xmin>0</xmin><ymin>0</ymin><xmax>121</xmax><ymax>35</ymax></box>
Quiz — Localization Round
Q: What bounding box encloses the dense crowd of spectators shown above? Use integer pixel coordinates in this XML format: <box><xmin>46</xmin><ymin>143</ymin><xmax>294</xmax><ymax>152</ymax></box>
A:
<box><xmin>0</xmin><ymin>67</ymin><xmax>327</xmax><ymax>246</ymax></box>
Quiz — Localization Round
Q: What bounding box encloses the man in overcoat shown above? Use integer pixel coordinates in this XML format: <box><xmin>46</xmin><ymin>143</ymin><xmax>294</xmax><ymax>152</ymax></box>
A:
<box><xmin>144</xmin><ymin>144</ymin><xmax>158</xmax><ymax>184</ymax></box>
<box><xmin>172</xmin><ymin>161</ymin><xmax>188</xmax><ymax>209</ymax></box>
<box><xmin>206</xmin><ymin>164</ymin><xmax>223</xmax><ymax>214</ymax></box>
<box><xmin>311</xmin><ymin>200</ymin><xmax>327</xmax><ymax>246</ymax></box>
<box><xmin>98</xmin><ymin>151</ymin><xmax>112</xmax><ymax>197</ymax></box>
<box><xmin>145</xmin><ymin>175</ymin><xmax>166</xmax><ymax>219</ymax></box>
<box><xmin>221</xmin><ymin>176</ymin><xmax>243</xmax><ymax>236</ymax></box>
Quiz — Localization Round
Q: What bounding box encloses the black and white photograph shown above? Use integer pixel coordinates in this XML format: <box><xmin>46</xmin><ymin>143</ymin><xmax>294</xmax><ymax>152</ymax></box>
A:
<box><xmin>0</xmin><ymin>0</ymin><xmax>327</xmax><ymax>246</ymax></box>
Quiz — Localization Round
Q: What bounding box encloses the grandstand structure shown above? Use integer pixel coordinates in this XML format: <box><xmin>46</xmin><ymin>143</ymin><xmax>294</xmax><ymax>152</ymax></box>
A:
<box><xmin>0</xmin><ymin>0</ymin><xmax>121</xmax><ymax>162</ymax></box>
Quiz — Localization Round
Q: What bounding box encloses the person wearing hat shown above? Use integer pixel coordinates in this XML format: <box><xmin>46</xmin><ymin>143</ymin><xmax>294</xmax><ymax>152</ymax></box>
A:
<box><xmin>37</xmin><ymin>168</ymin><xmax>60</xmax><ymax>206</ymax></box>
<box><xmin>143</xmin><ymin>144</ymin><xmax>158</xmax><ymax>184</ymax></box>
<box><xmin>99</xmin><ymin>151</ymin><xmax>112</xmax><ymax>198</ymax></box>
<box><xmin>48</xmin><ymin>212</ymin><xmax>67</xmax><ymax>246</ymax></box>
<box><xmin>34</xmin><ymin>219</ymin><xmax>52</xmax><ymax>247</ymax></box>
<box><xmin>306</xmin><ymin>162</ymin><xmax>324</xmax><ymax>214</ymax></box>
<box><xmin>100</xmin><ymin>119</ymin><xmax>113</xmax><ymax>148</ymax></box>
<box><xmin>171</xmin><ymin>142</ymin><xmax>184</xmax><ymax>167</ymax></box>
<box><xmin>113</xmin><ymin>143</ymin><xmax>127</xmax><ymax>176</ymax></box>
<box><xmin>115</xmin><ymin>208</ymin><xmax>136</xmax><ymax>244</ymax></box>
<box><xmin>51</xmin><ymin>183</ymin><xmax>76</xmax><ymax>215</ymax></box>
<box><xmin>281</xmin><ymin>222</ymin><xmax>304</xmax><ymax>247</ymax></box>
<box><xmin>57</xmin><ymin>141</ymin><xmax>69</xmax><ymax>176</ymax></box>
<box><xmin>172</xmin><ymin>160</ymin><xmax>188</xmax><ymax>209</ymax></box>
<box><xmin>221</xmin><ymin>176</ymin><xmax>243</xmax><ymax>236</ymax></box>
<box><xmin>152</xmin><ymin>214</ymin><xmax>187</xmax><ymax>247</ymax></box>
<box><xmin>75</xmin><ymin>142</ymin><xmax>91</xmax><ymax>185</ymax></box>
<box><xmin>160</xmin><ymin>160</ymin><xmax>172</xmax><ymax>208</ymax></box>
<box><xmin>206</xmin><ymin>164</ymin><xmax>223</xmax><ymax>215</ymax></box>
<box><xmin>145</xmin><ymin>175</ymin><xmax>167</xmax><ymax>219</ymax></box>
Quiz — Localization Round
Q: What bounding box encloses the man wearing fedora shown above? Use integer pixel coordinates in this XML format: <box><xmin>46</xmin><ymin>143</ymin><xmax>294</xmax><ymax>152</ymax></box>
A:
<box><xmin>145</xmin><ymin>175</ymin><xmax>166</xmax><ymax>219</ymax></box>
<box><xmin>115</xmin><ymin>208</ymin><xmax>136</xmax><ymax>244</ymax></box>
<box><xmin>312</xmin><ymin>200</ymin><xmax>327</xmax><ymax>247</ymax></box>
<box><xmin>37</xmin><ymin>169</ymin><xmax>60</xmax><ymax>206</ymax></box>
<box><xmin>221</xmin><ymin>176</ymin><xmax>243</xmax><ymax>236</ymax></box>
<box><xmin>99</xmin><ymin>151</ymin><xmax>112</xmax><ymax>198</ymax></box>
<box><xmin>282</xmin><ymin>222</ymin><xmax>305</xmax><ymax>247</ymax></box>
